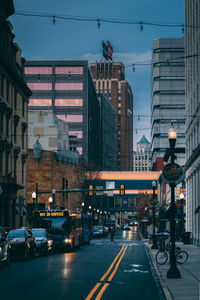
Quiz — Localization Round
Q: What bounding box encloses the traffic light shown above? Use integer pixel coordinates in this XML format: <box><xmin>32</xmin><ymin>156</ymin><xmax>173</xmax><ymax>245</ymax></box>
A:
<box><xmin>89</xmin><ymin>185</ymin><xmax>93</xmax><ymax>196</ymax></box>
<box><xmin>120</xmin><ymin>184</ymin><xmax>125</xmax><ymax>195</ymax></box>
<box><xmin>177</xmin><ymin>188</ymin><xmax>183</xmax><ymax>198</ymax></box>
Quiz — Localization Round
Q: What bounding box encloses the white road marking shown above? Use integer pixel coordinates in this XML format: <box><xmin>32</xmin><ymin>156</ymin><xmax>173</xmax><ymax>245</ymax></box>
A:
<box><xmin>124</xmin><ymin>264</ymin><xmax>149</xmax><ymax>273</ymax></box>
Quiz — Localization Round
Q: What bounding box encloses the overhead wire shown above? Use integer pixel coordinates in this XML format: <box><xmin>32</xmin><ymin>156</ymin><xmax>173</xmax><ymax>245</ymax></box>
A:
<box><xmin>14</xmin><ymin>11</ymin><xmax>190</xmax><ymax>30</ymax></box>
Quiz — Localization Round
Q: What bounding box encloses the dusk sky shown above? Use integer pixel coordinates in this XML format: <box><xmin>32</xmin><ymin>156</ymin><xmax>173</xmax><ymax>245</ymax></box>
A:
<box><xmin>11</xmin><ymin>0</ymin><xmax>184</xmax><ymax>149</ymax></box>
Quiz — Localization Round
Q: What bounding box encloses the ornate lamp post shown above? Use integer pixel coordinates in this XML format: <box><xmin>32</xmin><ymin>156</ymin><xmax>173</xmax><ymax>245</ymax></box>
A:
<box><xmin>151</xmin><ymin>180</ymin><xmax>157</xmax><ymax>249</ymax></box>
<box><xmin>179</xmin><ymin>191</ymin><xmax>185</xmax><ymax>240</ymax></box>
<box><xmin>167</xmin><ymin>127</ymin><xmax>181</xmax><ymax>279</ymax></box>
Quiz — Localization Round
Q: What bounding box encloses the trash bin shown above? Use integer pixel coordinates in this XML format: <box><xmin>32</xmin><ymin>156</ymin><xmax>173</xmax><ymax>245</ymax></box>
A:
<box><xmin>182</xmin><ymin>232</ymin><xmax>191</xmax><ymax>244</ymax></box>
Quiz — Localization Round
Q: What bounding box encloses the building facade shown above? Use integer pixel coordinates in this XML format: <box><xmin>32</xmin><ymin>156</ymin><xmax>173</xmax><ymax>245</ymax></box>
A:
<box><xmin>27</xmin><ymin>149</ymin><xmax>82</xmax><ymax>221</ymax></box>
<box><xmin>28</xmin><ymin>110</ymin><xmax>79</xmax><ymax>164</ymax></box>
<box><xmin>90</xmin><ymin>62</ymin><xmax>133</xmax><ymax>171</ymax></box>
<box><xmin>133</xmin><ymin>135</ymin><xmax>151</xmax><ymax>171</ymax></box>
<box><xmin>98</xmin><ymin>93</ymin><xmax>116</xmax><ymax>170</ymax></box>
<box><xmin>25</xmin><ymin>60</ymin><xmax>101</xmax><ymax>170</ymax></box>
<box><xmin>185</xmin><ymin>0</ymin><xmax>200</xmax><ymax>246</ymax></box>
<box><xmin>0</xmin><ymin>0</ymin><xmax>31</xmax><ymax>227</ymax></box>
<box><xmin>150</xmin><ymin>38</ymin><xmax>185</xmax><ymax>169</ymax></box>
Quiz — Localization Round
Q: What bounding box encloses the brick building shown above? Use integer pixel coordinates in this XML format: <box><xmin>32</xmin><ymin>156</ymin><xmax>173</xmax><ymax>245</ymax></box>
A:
<box><xmin>27</xmin><ymin>149</ymin><xmax>83</xmax><ymax>219</ymax></box>
<box><xmin>0</xmin><ymin>0</ymin><xmax>31</xmax><ymax>227</ymax></box>
<box><xmin>90</xmin><ymin>62</ymin><xmax>133</xmax><ymax>171</ymax></box>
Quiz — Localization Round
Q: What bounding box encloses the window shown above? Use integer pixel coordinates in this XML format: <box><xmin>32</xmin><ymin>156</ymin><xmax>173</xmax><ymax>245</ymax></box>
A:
<box><xmin>55</xmin><ymin>67</ymin><xmax>83</xmax><ymax>74</ymax></box>
<box><xmin>14</xmin><ymin>90</ymin><xmax>17</xmax><ymax>111</ymax></box>
<box><xmin>118</xmin><ymin>96</ymin><xmax>121</xmax><ymax>101</ymax></box>
<box><xmin>22</xmin><ymin>161</ymin><xmax>25</xmax><ymax>183</ymax></box>
<box><xmin>6</xmin><ymin>80</ymin><xmax>9</xmax><ymax>101</ymax></box>
<box><xmin>57</xmin><ymin>115</ymin><xmax>83</xmax><ymax>123</ymax></box>
<box><xmin>1</xmin><ymin>75</ymin><xmax>4</xmax><ymax>96</ymax></box>
<box><xmin>24</xmin><ymin>67</ymin><xmax>52</xmax><ymax>74</ymax></box>
<box><xmin>14</xmin><ymin>125</ymin><xmax>17</xmax><ymax>143</ymax></box>
<box><xmin>118</xmin><ymin>103</ymin><xmax>121</xmax><ymax>107</ymax></box>
<box><xmin>108</xmin><ymin>96</ymin><xmax>111</xmax><ymax>101</ymax></box>
<box><xmin>22</xmin><ymin>99</ymin><xmax>25</xmax><ymax>117</ymax></box>
<box><xmin>118</xmin><ymin>130</ymin><xmax>120</xmax><ymax>135</ymax></box>
<box><xmin>68</xmin><ymin>131</ymin><xmax>83</xmax><ymax>138</ymax></box>
<box><xmin>27</xmin><ymin>83</ymin><xmax>52</xmax><ymax>90</ymax></box>
<box><xmin>55</xmin><ymin>83</ymin><xmax>83</xmax><ymax>90</ymax></box>
<box><xmin>6</xmin><ymin>116</ymin><xmax>9</xmax><ymax>137</ymax></box>
<box><xmin>0</xmin><ymin>151</ymin><xmax>2</xmax><ymax>173</ymax></box>
<box><xmin>28</xmin><ymin>99</ymin><xmax>52</xmax><ymax>106</ymax></box>
<box><xmin>118</xmin><ymin>109</ymin><xmax>121</xmax><ymax>115</ymax></box>
<box><xmin>77</xmin><ymin>147</ymin><xmax>83</xmax><ymax>154</ymax></box>
<box><xmin>55</xmin><ymin>99</ymin><xmax>83</xmax><ymax>106</ymax></box>
<box><xmin>118</xmin><ymin>89</ymin><xmax>121</xmax><ymax>94</ymax></box>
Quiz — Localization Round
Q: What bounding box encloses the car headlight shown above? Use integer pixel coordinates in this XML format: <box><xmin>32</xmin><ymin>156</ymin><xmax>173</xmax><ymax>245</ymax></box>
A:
<box><xmin>64</xmin><ymin>238</ymin><xmax>72</xmax><ymax>244</ymax></box>
<box><xmin>47</xmin><ymin>239</ymin><xmax>53</xmax><ymax>247</ymax></box>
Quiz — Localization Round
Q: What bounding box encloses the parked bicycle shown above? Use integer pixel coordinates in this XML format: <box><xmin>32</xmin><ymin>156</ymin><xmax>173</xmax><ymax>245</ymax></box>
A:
<box><xmin>155</xmin><ymin>239</ymin><xmax>188</xmax><ymax>265</ymax></box>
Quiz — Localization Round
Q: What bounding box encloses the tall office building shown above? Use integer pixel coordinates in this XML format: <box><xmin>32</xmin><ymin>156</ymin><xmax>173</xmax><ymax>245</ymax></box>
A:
<box><xmin>98</xmin><ymin>93</ymin><xmax>116</xmax><ymax>170</ymax></box>
<box><xmin>133</xmin><ymin>136</ymin><xmax>151</xmax><ymax>171</ymax></box>
<box><xmin>25</xmin><ymin>61</ymin><xmax>101</xmax><ymax>170</ymax></box>
<box><xmin>150</xmin><ymin>38</ymin><xmax>185</xmax><ymax>169</ymax></box>
<box><xmin>185</xmin><ymin>0</ymin><xmax>200</xmax><ymax>246</ymax></box>
<box><xmin>90</xmin><ymin>62</ymin><xmax>133</xmax><ymax>171</ymax></box>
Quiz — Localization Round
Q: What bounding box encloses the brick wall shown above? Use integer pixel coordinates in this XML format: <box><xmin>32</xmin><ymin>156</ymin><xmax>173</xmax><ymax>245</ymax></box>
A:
<box><xmin>27</xmin><ymin>149</ymin><xmax>82</xmax><ymax>211</ymax></box>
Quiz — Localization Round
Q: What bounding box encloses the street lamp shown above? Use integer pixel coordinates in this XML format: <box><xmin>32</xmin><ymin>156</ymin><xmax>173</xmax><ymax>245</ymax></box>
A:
<box><xmin>32</xmin><ymin>192</ymin><xmax>36</xmax><ymax>209</ymax></box>
<box><xmin>179</xmin><ymin>192</ymin><xmax>185</xmax><ymax>240</ymax></box>
<box><xmin>49</xmin><ymin>197</ymin><xmax>53</xmax><ymax>210</ymax></box>
<box><xmin>151</xmin><ymin>180</ymin><xmax>157</xmax><ymax>249</ymax></box>
<box><xmin>167</xmin><ymin>126</ymin><xmax>181</xmax><ymax>279</ymax></box>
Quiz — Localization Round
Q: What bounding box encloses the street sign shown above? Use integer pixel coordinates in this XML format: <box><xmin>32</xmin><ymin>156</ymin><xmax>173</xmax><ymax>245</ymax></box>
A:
<box><xmin>106</xmin><ymin>181</ymin><xmax>115</xmax><ymax>197</ymax></box>
<box><xmin>161</xmin><ymin>163</ymin><xmax>185</xmax><ymax>185</ymax></box>
<box><xmin>142</xmin><ymin>219</ymin><xmax>148</xmax><ymax>222</ymax></box>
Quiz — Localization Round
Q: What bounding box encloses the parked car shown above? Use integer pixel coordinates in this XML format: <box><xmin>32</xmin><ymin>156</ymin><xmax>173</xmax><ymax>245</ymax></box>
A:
<box><xmin>0</xmin><ymin>227</ymin><xmax>10</xmax><ymax>266</ymax></box>
<box><xmin>92</xmin><ymin>226</ymin><xmax>104</xmax><ymax>238</ymax></box>
<box><xmin>8</xmin><ymin>229</ymin><xmax>36</xmax><ymax>259</ymax></box>
<box><xmin>122</xmin><ymin>224</ymin><xmax>130</xmax><ymax>231</ymax></box>
<box><xmin>31</xmin><ymin>228</ymin><xmax>53</xmax><ymax>255</ymax></box>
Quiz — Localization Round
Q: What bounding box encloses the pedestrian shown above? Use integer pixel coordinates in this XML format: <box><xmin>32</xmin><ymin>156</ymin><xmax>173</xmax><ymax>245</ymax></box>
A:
<box><xmin>110</xmin><ymin>227</ymin><xmax>114</xmax><ymax>242</ymax></box>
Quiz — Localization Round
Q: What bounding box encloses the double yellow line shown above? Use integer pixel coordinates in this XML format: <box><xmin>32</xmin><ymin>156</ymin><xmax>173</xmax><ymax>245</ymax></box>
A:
<box><xmin>85</xmin><ymin>245</ymin><xmax>128</xmax><ymax>300</ymax></box>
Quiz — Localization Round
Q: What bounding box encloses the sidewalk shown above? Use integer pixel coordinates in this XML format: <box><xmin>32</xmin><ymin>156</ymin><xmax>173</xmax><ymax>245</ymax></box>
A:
<box><xmin>145</xmin><ymin>241</ymin><xmax>200</xmax><ymax>300</ymax></box>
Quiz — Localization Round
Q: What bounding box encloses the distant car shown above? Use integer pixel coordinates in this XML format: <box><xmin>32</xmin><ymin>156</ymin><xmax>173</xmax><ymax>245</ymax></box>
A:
<box><xmin>0</xmin><ymin>227</ymin><xmax>10</xmax><ymax>266</ymax></box>
<box><xmin>31</xmin><ymin>228</ymin><xmax>53</xmax><ymax>255</ymax></box>
<box><xmin>122</xmin><ymin>224</ymin><xmax>130</xmax><ymax>230</ymax></box>
<box><xmin>92</xmin><ymin>226</ymin><xmax>104</xmax><ymax>238</ymax></box>
<box><xmin>8</xmin><ymin>229</ymin><xmax>36</xmax><ymax>259</ymax></box>
<box><xmin>132</xmin><ymin>221</ymin><xmax>138</xmax><ymax>226</ymax></box>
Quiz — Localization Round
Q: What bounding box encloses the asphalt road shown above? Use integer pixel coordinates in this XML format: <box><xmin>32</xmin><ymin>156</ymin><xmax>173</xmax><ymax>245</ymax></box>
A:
<box><xmin>0</xmin><ymin>227</ymin><xmax>164</xmax><ymax>300</ymax></box>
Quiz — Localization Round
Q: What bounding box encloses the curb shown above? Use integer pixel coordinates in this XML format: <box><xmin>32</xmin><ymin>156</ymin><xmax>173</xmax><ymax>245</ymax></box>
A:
<box><xmin>145</xmin><ymin>243</ymin><xmax>174</xmax><ymax>300</ymax></box>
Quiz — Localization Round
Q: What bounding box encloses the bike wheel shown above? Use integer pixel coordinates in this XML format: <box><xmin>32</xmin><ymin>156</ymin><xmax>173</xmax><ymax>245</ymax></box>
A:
<box><xmin>176</xmin><ymin>250</ymin><xmax>188</xmax><ymax>264</ymax></box>
<box><xmin>155</xmin><ymin>251</ymin><xmax>168</xmax><ymax>265</ymax></box>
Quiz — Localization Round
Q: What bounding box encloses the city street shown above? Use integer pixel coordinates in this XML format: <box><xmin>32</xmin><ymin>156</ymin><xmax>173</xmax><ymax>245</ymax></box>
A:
<box><xmin>0</xmin><ymin>228</ymin><xmax>164</xmax><ymax>300</ymax></box>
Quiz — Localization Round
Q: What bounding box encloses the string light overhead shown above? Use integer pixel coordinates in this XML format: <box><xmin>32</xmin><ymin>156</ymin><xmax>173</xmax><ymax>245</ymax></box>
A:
<box><xmin>15</xmin><ymin>11</ymin><xmax>189</xmax><ymax>34</ymax></box>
